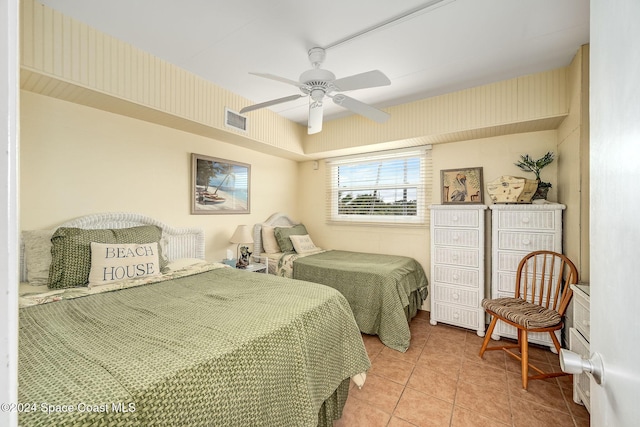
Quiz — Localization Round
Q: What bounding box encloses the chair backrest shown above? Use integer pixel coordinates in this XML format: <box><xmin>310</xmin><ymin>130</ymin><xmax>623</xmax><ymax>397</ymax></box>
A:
<box><xmin>514</xmin><ymin>250</ymin><xmax>578</xmax><ymax>316</ymax></box>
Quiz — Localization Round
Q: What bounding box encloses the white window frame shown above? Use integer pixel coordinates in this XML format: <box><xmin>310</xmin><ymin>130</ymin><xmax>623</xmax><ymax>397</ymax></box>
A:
<box><xmin>326</xmin><ymin>147</ymin><xmax>431</xmax><ymax>225</ymax></box>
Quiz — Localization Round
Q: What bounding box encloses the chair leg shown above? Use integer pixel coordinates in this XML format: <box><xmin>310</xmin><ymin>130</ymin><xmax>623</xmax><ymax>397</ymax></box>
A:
<box><xmin>479</xmin><ymin>317</ymin><xmax>498</xmax><ymax>358</ymax></box>
<box><xmin>549</xmin><ymin>330</ymin><xmax>562</xmax><ymax>354</ymax></box>
<box><xmin>521</xmin><ymin>329</ymin><xmax>529</xmax><ymax>390</ymax></box>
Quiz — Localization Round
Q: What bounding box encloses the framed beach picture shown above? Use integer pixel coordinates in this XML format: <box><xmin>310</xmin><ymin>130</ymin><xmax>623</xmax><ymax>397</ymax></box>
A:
<box><xmin>191</xmin><ymin>153</ymin><xmax>251</xmax><ymax>214</ymax></box>
<box><xmin>440</xmin><ymin>167</ymin><xmax>484</xmax><ymax>204</ymax></box>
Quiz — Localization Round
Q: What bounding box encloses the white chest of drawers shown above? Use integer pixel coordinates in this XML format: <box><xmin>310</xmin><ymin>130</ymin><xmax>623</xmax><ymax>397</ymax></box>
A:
<box><xmin>429</xmin><ymin>204</ymin><xmax>487</xmax><ymax>336</ymax></box>
<box><xmin>570</xmin><ymin>284</ymin><xmax>591</xmax><ymax>412</ymax></box>
<box><xmin>489</xmin><ymin>203</ymin><xmax>565</xmax><ymax>349</ymax></box>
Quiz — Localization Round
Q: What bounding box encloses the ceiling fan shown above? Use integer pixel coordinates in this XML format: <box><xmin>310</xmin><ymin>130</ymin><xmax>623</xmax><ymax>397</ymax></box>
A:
<box><xmin>239</xmin><ymin>47</ymin><xmax>391</xmax><ymax>134</ymax></box>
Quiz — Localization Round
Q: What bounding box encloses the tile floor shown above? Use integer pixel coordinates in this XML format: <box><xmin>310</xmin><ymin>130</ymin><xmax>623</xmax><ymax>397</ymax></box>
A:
<box><xmin>334</xmin><ymin>310</ymin><xmax>590</xmax><ymax>427</ymax></box>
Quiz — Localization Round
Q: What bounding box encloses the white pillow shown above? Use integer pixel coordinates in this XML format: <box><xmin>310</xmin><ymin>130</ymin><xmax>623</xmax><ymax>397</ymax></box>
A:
<box><xmin>21</xmin><ymin>229</ymin><xmax>55</xmax><ymax>286</ymax></box>
<box><xmin>262</xmin><ymin>224</ymin><xmax>285</xmax><ymax>254</ymax></box>
<box><xmin>289</xmin><ymin>234</ymin><xmax>321</xmax><ymax>254</ymax></box>
<box><xmin>89</xmin><ymin>242</ymin><xmax>161</xmax><ymax>285</ymax></box>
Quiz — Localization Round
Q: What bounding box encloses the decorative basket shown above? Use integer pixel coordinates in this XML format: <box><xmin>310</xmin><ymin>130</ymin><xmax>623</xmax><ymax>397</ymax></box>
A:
<box><xmin>486</xmin><ymin>176</ymin><xmax>538</xmax><ymax>203</ymax></box>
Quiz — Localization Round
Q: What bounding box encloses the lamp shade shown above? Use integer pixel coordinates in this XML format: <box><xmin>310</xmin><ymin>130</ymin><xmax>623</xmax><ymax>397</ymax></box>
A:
<box><xmin>229</xmin><ymin>225</ymin><xmax>253</xmax><ymax>244</ymax></box>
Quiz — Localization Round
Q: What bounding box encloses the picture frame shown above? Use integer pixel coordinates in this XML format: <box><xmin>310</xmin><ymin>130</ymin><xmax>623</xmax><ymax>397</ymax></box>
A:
<box><xmin>191</xmin><ymin>153</ymin><xmax>251</xmax><ymax>214</ymax></box>
<box><xmin>440</xmin><ymin>167</ymin><xmax>484</xmax><ymax>204</ymax></box>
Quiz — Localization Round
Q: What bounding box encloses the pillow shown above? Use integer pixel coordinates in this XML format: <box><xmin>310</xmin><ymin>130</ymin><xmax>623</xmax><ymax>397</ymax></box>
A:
<box><xmin>274</xmin><ymin>224</ymin><xmax>308</xmax><ymax>253</ymax></box>
<box><xmin>261</xmin><ymin>225</ymin><xmax>284</xmax><ymax>254</ymax></box>
<box><xmin>88</xmin><ymin>242</ymin><xmax>161</xmax><ymax>285</ymax></box>
<box><xmin>48</xmin><ymin>225</ymin><xmax>167</xmax><ymax>289</ymax></box>
<box><xmin>21</xmin><ymin>229</ymin><xmax>55</xmax><ymax>286</ymax></box>
<box><xmin>289</xmin><ymin>234</ymin><xmax>321</xmax><ymax>254</ymax></box>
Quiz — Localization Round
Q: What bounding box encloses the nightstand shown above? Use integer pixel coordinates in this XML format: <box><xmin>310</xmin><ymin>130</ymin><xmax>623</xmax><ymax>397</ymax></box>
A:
<box><xmin>241</xmin><ymin>262</ymin><xmax>268</xmax><ymax>273</ymax></box>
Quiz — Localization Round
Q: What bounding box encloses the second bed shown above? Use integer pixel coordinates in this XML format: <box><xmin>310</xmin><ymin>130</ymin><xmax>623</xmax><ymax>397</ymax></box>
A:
<box><xmin>253</xmin><ymin>213</ymin><xmax>428</xmax><ymax>352</ymax></box>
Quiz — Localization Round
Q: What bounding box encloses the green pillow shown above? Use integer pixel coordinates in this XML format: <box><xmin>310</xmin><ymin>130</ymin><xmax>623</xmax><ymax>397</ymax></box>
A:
<box><xmin>274</xmin><ymin>224</ymin><xmax>308</xmax><ymax>253</ymax></box>
<box><xmin>48</xmin><ymin>225</ymin><xmax>167</xmax><ymax>289</ymax></box>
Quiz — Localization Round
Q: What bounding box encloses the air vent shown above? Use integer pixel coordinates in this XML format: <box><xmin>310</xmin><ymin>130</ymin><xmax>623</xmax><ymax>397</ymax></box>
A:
<box><xmin>225</xmin><ymin>108</ymin><xmax>248</xmax><ymax>132</ymax></box>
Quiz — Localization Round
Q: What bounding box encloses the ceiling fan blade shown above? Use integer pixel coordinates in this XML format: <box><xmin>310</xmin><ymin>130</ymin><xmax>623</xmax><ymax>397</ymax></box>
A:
<box><xmin>239</xmin><ymin>94</ymin><xmax>304</xmax><ymax>114</ymax></box>
<box><xmin>308</xmin><ymin>100</ymin><xmax>324</xmax><ymax>135</ymax></box>
<box><xmin>249</xmin><ymin>72</ymin><xmax>302</xmax><ymax>88</ymax></box>
<box><xmin>333</xmin><ymin>70</ymin><xmax>391</xmax><ymax>91</ymax></box>
<box><xmin>332</xmin><ymin>94</ymin><xmax>390</xmax><ymax>123</ymax></box>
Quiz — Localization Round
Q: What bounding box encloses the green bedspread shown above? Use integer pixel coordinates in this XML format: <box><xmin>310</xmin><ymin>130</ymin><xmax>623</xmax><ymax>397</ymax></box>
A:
<box><xmin>292</xmin><ymin>250</ymin><xmax>428</xmax><ymax>352</ymax></box>
<box><xmin>18</xmin><ymin>267</ymin><xmax>370</xmax><ymax>427</ymax></box>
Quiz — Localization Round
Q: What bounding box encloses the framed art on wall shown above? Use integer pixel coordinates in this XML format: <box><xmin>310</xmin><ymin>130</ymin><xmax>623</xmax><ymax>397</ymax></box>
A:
<box><xmin>441</xmin><ymin>167</ymin><xmax>484</xmax><ymax>204</ymax></box>
<box><xmin>191</xmin><ymin>153</ymin><xmax>251</xmax><ymax>214</ymax></box>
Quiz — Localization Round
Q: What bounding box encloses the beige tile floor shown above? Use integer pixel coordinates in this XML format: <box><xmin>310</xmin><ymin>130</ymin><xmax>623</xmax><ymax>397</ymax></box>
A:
<box><xmin>334</xmin><ymin>311</ymin><xmax>590</xmax><ymax>427</ymax></box>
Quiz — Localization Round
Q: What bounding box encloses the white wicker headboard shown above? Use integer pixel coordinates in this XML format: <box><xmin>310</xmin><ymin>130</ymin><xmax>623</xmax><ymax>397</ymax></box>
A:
<box><xmin>253</xmin><ymin>212</ymin><xmax>300</xmax><ymax>255</ymax></box>
<box><xmin>20</xmin><ymin>212</ymin><xmax>205</xmax><ymax>282</ymax></box>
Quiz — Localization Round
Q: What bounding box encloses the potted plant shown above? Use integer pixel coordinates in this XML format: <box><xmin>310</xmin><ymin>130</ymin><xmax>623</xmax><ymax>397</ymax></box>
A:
<box><xmin>514</xmin><ymin>151</ymin><xmax>555</xmax><ymax>200</ymax></box>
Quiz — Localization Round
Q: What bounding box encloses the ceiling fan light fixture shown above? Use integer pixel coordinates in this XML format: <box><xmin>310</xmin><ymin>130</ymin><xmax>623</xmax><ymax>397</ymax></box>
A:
<box><xmin>310</xmin><ymin>88</ymin><xmax>325</xmax><ymax>102</ymax></box>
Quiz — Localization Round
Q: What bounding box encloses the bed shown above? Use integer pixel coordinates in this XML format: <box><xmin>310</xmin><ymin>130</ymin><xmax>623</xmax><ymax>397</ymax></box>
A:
<box><xmin>253</xmin><ymin>212</ymin><xmax>429</xmax><ymax>353</ymax></box>
<box><xmin>18</xmin><ymin>212</ymin><xmax>370</xmax><ymax>427</ymax></box>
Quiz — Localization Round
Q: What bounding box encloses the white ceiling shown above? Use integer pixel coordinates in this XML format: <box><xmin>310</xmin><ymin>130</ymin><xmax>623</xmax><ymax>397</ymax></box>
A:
<box><xmin>37</xmin><ymin>0</ymin><xmax>590</xmax><ymax>126</ymax></box>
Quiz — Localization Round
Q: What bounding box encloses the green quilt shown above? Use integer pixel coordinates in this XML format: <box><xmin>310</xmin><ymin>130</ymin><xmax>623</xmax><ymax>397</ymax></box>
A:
<box><xmin>292</xmin><ymin>250</ymin><xmax>428</xmax><ymax>352</ymax></box>
<box><xmin>18</xmin><ymin>267</ymin><xmax>370</xmax><ymax>427</ymax></box>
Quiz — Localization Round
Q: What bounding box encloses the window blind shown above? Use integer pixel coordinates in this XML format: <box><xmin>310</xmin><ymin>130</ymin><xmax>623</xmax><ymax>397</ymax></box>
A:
<box><xmin>325</xmin><ymin>146</ymin><xmax>432</xmax><ymax>225</ymax></box>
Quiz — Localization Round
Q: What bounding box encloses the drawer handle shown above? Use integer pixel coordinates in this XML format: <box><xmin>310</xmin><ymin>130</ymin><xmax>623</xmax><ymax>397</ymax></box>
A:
<box><xmin>453</xmin><ymin>274</ymin><xmax>460</xmax><ymax>281</ymax></box>
<box><xmin>522</xmin><ymin>217</ymin><xmax>530</xmax><ymax>224</ymax></box>
<box><xmin>522</xmin><ymin>238</ymin><xmax>531</xmax><ymax>245</ymax></box>
<box><xmin>452</xmin><ymin>234</ymin><xmax>460</xmax><ymax>241</ymax></box>
<box><xmin>452</xmin><ymin>215</ymin><xmax>459</xmax><ymax>221</ymax></box>
<box><xmin>452</xmin><ymin>254</ymin><xmax>459</xmax><ymax>261</ymax></box>
<box><xmin>453</xmin><ymin>311</ymin><xmax>460</xmax><ymax>319</ymax></box>
<box><xmin>582</xmin><ymin>320</ymin><xmax>590</xmax><ymax>327</ymax></box>
<box><xmin>452</xmin><ymin>293</ymin><xmax>459</xmax><ymax>300</ymax></box>
<box><xmin>585</xmin><ymin>390</ymin><xmax>590</xmax><ymax>398</ymax></box>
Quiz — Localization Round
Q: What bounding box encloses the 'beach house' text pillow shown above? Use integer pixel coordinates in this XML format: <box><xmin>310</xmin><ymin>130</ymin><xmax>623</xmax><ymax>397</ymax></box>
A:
<box><xmin>88</xmin><ymin>242</ymin><xmax>161</xmax><ymax>285</ymax></box>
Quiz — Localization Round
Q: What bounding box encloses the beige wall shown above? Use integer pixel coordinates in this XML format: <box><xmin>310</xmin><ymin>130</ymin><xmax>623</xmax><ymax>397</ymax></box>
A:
<box><xmin>558</xmin><ymin>45</ymin><xmax>590</xmax><ymax>283</ymax></box>
<box><xmin>298</xmin><ymin>131</ymin><xmax>558</xmax><ymax>308</ymax></box>
<box><xmin>431</xmin><ymin>131</ymin><xmax>559</xmax><ymax>205</ymax></box>
<box><xmin>20</xmin><ymin>91</ymin><xmax>300</xmax><ymax>262</ymax></box>
<box><xmin>20</xmin><ymin>0</ymin><xmax>306</xmax><ymax>160</ymax></box>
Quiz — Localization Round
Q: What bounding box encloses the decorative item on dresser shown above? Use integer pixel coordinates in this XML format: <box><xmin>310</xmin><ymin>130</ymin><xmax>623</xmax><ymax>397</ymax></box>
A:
<box><xmin>569</xmin><ymin>283</ymin><xmax>591</xmax><ymax>412</ymax></box>
<box><xmin>489</xmin><ymin>203</ymin><xmax>565</xmax><ymax>351</ymax></box>
<box><xmin>429</xmin><ymin>204</ymin><xmax>487</xmax><ymax>337</ymax></box>
<box><xmin>440</xmin><ymin>167</ymin><xmax>484</xmax><ymax>204</ymax></box>
<box><xmin>514</xmin><ymin>151</ymin><xmax>555</xmax><ymax>200</ymax></box>
<box><xmin>486</xmin><ymin>175</ymin><xmax>538</xmax><ymax>204</ymax></box>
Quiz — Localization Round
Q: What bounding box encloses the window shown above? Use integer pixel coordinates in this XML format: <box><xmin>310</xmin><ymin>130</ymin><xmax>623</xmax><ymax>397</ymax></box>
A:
<box><xmin>326</xmin><ymin>147</ymin><xmax>432</xmax><ymax>225</ymax></box>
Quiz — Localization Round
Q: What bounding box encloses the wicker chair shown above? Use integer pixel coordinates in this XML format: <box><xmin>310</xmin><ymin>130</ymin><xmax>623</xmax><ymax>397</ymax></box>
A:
<box><xmin>479</xmin><ymin>250</ymin><xmax>578</xmax><ymax>390</ymax></box>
